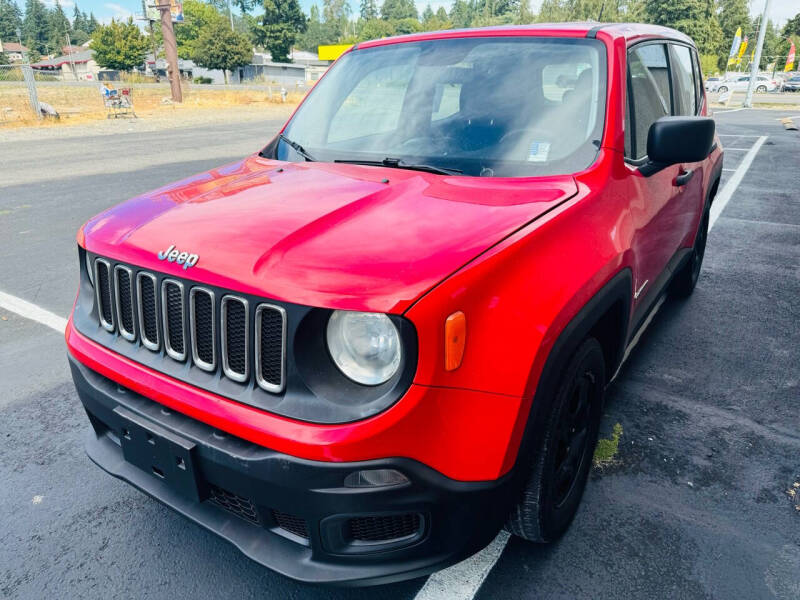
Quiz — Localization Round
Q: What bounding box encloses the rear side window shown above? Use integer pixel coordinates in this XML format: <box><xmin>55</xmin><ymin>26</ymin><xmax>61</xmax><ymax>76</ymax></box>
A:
<box><xmin>625</xmin><ymin>43</ymin><xmax>672</xmax><ymax>159</ymax></box>
<box><xmin>691</xmin><ymin>50</ymin><xmax>703</xmax><ymax>111</ymax></box>
<box><xmin>670</xmin><ymin>44</ymin><xmax>696</xmax><ymax>115</ymax></box>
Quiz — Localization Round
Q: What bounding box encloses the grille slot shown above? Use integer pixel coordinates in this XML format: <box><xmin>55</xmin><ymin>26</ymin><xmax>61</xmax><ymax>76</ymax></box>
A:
<box><xmin>255</xmin><ymin>304</ymin><xmax>286</xmax><ymax>393</ymax></box>
<box><xmin>94</xmin><ymin>259</ymin><xmax>114</xmax><ymax>332</ymax></box>
<box><xmin>162</xmin><ymin>279</ymin><xmax>186</xmax><ymax>361</ymax></box>
<box><xmin>90</xmin><ymin>256</ymin><xmax>288</xmax><ymax>395</ymax></box>
<box><xmin>208</xmin><ymin>485</ymin><xmax>259</xmax><ymax>524</ymax></box>
<box><xmin>221</xmin><ymin>296</ymin><xmax>249</xmax><ymax>382</ymax></box>
<box><xmin>114</xmin><ymin>265</ymin><xmax>136</xmax><ymax>341</ymax></box>
<box><xmin>190</xmin><ymin>287</ymin><xmax>216</xmax><ymax>371</ymax></box>
<box><xmin>136</xmin><ymin>272</ymin><xmax>160</xmax><ymax>351</ymax></box>
<box><xmin>272</xmin><ymin>509</ymin><xmax>309</xmax><ymax>539</ymax></box>
<box><xmin>347</xmin><ymin>514</ymin><xmax>422</xmax><ymax>542</ymax></box>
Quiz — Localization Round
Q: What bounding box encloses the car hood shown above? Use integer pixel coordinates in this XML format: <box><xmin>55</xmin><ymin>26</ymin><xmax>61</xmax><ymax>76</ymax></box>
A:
<box><xmin>82</xmin><ymin>155</ymin><xmax>578</xmax><ymax>313</ymax></box>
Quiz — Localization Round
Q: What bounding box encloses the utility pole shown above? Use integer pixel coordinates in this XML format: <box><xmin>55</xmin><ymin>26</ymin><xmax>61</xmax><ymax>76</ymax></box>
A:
<box><xmin>743</xmin><ymin>0</ymin><xmax>771</xmax><ymax>108</ymax></box>
<box><xmin>157</xmin><ymin>0</ymin><xmax>182</xmax><ymax>102</ymax></box>
<box><xmin>15</xmin><ymin>27</ymin><xmax>26</xmax><ymax>63</ymax></box>
<box><xmin>227</xmin><ymin>0</ymin><xmax>234</xmax><ymax>31</ymax></box>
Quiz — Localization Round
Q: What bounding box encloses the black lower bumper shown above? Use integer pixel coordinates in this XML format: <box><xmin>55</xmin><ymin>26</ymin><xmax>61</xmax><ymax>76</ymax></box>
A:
<box><xmin>69</xmin><ymin>356</ymin><xmax>514</xmax><ymax>586</ymax></box>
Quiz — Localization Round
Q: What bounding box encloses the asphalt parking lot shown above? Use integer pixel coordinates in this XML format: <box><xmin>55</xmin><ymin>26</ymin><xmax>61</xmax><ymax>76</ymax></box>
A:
<box><xmin>1</xmin><ymin>108</ymin><xmax>798</xmax><ymax>599</ymax></box>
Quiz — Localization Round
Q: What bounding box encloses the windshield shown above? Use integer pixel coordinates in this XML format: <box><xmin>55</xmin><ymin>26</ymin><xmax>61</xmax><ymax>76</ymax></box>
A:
<box><xmin>276</xmin><ymin>37</ymin><xmax>607</xmax><ymax>177</ymax></box>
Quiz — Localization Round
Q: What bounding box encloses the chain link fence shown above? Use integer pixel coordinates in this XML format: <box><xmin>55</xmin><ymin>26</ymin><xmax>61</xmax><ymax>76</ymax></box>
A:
<box><xmin>0</xmin><ymin>65</ymin><xmax>45</xmax><ymax>121</ymax></box>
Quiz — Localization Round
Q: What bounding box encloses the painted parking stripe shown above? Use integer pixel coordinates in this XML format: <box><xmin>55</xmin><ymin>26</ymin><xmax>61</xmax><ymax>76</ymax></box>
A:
<box><xmin>709</xmin><ymin>136</ymin><xmax>767</xmax><ymax>230</ymax></box>
<box><xmin>413</xmin><ymin>532</ymin><xmax>510</xmax><ymax>600</ymax></box>
<box><xmin>0</xmin><ymin>290</ymin><xmax>67</xmax><ymax>333</ymax></box>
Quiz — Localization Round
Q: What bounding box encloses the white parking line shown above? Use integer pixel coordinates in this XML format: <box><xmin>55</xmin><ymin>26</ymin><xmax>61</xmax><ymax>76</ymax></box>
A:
<box><xmin>413</xmin><ymin>532</ymin><xmax>510</xmax><ymax>600</ymax></box>
<box><xmin>709</xmin><ymin>136</ymin><xmax>767</xmax><ymax>230</ymax></box>
<box><xmin>0</xmin><ymin>290</ymin><xmax>67</xmax><ymax>333</ymax></box>
<box><xmin>714</xmin><ymin>107</ymin><xmax>747</xmax><ymax>114</ymax></box>
<box><xmin>717</xmin><ymin>134</ymin><xmax>762</xmax><ymax>137</ymax></box>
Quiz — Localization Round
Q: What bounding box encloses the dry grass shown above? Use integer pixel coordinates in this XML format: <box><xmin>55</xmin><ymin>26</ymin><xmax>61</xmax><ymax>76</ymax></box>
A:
<box><xmin>0</xmin><ymin>83</ymin><xmax>304</xmax><ymax>128</ymax></box>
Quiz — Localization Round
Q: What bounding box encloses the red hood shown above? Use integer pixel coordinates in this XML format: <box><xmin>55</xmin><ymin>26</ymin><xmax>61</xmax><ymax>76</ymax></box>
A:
<box><xmin>82</xmin><ymin>155</ymin><xmax>577</xmax><ymax>313</ymax></box>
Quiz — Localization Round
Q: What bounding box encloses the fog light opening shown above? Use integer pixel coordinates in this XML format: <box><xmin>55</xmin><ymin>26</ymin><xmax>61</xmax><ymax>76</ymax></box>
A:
<box><xmin>343</xmin><ymin>469</ymin><xmax>409</xmax><ymax>488</ymax></box>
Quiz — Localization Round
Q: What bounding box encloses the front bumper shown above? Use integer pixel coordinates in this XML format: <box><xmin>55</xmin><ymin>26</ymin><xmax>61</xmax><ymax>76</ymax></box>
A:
<box><xmin>70</xmin><ymin>356</ymin><xmax>515</xmax><ymax>586</ymax></box>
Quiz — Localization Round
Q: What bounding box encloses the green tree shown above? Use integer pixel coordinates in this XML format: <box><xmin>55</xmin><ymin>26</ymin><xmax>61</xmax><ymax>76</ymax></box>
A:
<box><xmin>296</xmin><ymin>4</ymin><xmax>331</xmax><ymax>50</ymax></box>
<box><xmin>22</xmin><ymin>0</ymin><xmax>49</xmax><ymax>54</ymax></box>
<box><xmin>358</xmin><ymin>16</ymin><xmax>394</xmax><ymax>40</ymax></box>
<box><xmin>192</xmin><ymin>20</ymin><xmax>252</xmax><ymax>83</ymax></box>
<box><xmin>517</xmin><ymin>0</ymin><xmax>532</xmax><ymax>23</ymax></box>
<box><xmin>380</xmin><ymin>0</ymin><xmax>416</xmax><ymax>21</ymax></box>
<box><xmin>0</xmin><ymin>0</ymin><xmax>23</xmax><ymax>42</ymax></box>
<box><xmin>644</xmin><ymin>0</ymin><xmax>716</xmax><ymax>55</ymax></box>
<box><xmin>323</xmin><ymin>0</ymin><xmax>350</xmax><ymax>40</ymax></box>
<box><xmin>86</xmin><ymin>11</ymin><xmax>99</xmax><ymax>34</ymax></box>
<box><xmin>47</xmin><ymin>0</ymin><xmax>70</xmax><ymax>53</ymax></box>
<box><xmin>174</xmin><ymin>0</ymin><xmax>227</xmax><ymax>59</ymax></box>
<box><xmin>254</xmin><ymin>0</ymin><xmax>306</xmax><ymax>63</ymax></box>
<box><xmin>360</xmin><ymin>0</ymin><xmax>378</xmax><ymax>20</ymax></box>
<box><xmin>448</xmin><ymin>0</ymin><xmax>474</xmax><ymax>28</ymax></box>
<box><xmin>0</xmin><ymin>49</ymin><xmax>7</xmax><ymax>63</ymax></box>
<box><xmin>89</xmin><ymin>18</ymin><xmax>149</xmax><ymax>71</ymax></box>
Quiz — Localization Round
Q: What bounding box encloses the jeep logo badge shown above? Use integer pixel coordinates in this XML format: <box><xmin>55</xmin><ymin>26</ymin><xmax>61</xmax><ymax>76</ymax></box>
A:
<box><xmin>157</xmin><ymin>245</ymin><xmax>199</xmax><ymax>270</ymax></box>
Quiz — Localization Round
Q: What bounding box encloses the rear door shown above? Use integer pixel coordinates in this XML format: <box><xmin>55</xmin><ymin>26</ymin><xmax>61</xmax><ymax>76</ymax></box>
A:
<box><xmin>623</xmin><ymin>41</ymin><xmax>685</xmax><ymax>326</ymax></box>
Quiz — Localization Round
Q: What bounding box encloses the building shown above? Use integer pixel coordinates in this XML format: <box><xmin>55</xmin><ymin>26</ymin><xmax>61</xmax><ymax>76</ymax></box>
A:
<box><xmin>0</xmin><ymin>40</ymin><xmax>29</xmax><ymax>62</ymax></box>
<box><xmin>30</xmin><ymin>50</ymin><xmax>100</xmax><ymax>81</ymax></box>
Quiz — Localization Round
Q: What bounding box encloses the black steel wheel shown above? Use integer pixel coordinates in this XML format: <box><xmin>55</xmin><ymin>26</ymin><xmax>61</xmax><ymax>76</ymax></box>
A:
<box><xmin>505</xmin><ymin>338</ymin><xmax>605</xmax><ymax>543</ymax></box>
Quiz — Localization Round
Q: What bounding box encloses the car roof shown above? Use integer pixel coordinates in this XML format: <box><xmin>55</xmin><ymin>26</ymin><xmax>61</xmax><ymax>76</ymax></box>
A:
<box><xmin>357</xmin><ymin>22</ymin><xmax>695</xmax><ymax>50</ymax></box>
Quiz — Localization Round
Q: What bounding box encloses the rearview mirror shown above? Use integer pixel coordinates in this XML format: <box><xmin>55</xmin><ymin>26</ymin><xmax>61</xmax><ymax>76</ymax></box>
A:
<box><xmin>646</xmin><ymin>116</ymin><xmax>715</xmax><ymax>167</ymax></box>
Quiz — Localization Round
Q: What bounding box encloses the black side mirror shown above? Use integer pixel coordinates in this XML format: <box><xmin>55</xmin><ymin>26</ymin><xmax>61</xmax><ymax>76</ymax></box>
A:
<box><xmin>645</xmin><ymin>116</ymin><xmax>715</xmax><ymax>167</ymax></box>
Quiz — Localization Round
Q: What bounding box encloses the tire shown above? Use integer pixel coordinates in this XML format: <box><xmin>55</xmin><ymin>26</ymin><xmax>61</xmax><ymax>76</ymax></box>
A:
<box><xmin>671</xmin><ymin>205</ymin><xmax>709</xmax><ymax>297</ymax></box>
<box><xmin>717</xmin><ymin>86</ymin><xmax>728</xmax><ymax>93</ymax></box>
<box><xmin>505</xmin><ymin>338</ymin><xmax>605</xmax><ymax>543</ymax></box>
<box><xmin>756</xmin><ymin>85</ymin><xmax>767</xmax><ymax>93</ymax></box>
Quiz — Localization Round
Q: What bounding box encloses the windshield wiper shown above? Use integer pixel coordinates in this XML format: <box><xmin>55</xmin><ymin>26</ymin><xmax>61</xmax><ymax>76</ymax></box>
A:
<box><xmin>279</xmin><ymin>133</ymin><xmax>316</xmax><ymax>162</ymax></box>
<box><xmin>334</xmin><ymin>157</ymin><xmax>462</xmax><ymax>176</ymax></box>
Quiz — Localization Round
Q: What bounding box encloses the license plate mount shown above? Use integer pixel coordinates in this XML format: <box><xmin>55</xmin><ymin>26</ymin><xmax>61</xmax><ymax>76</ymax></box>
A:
<box><xmin>114</xmin><ymin>406</ymin><xmax>204</xmax><ymax>502</ymax></box>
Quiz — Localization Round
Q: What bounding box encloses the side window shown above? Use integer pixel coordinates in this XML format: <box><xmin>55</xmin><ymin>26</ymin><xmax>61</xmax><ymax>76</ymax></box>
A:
<box><xmin>691</xmin><ymin>50</ymin><xmax>704</xmax><ymax>112</ymax></box>
<box><xmin>327</xmin><ymin>63</ymin><xmax>414</xmax><ymax>144</ymax></box>
<box><xmin>625</xmin><ymin>43</ymin><xmax>672</xmax><ymax>159</ymax></box>
<box><xmin>671</xmin><ymin>44</ymin><xmax>696</xmax><ymax>115</ymax></box>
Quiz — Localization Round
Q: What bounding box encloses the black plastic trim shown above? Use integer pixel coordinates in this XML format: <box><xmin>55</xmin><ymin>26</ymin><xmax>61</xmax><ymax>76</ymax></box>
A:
<box><xmin>69</xmin><ymin>356</ymin><xmax>513</xmax><ymax>586</ymax></box>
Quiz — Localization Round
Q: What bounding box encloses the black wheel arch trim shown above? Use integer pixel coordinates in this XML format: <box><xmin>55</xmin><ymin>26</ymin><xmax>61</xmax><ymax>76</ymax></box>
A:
<box><xmin>509</xmin><ymin>268</ymin><xmax>632</xmax><ymax>484</ymax></box>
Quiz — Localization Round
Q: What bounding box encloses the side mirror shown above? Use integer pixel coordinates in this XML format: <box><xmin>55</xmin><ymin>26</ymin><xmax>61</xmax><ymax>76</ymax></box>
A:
<box><xmin>646</xmin><ymin>116</ymin><xmax>715</xmax><ymax>167</ymax></box>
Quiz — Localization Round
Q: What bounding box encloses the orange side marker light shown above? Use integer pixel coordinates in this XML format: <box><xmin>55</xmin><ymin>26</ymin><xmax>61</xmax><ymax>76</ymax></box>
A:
<box><xmin>445</xmin><ymin>311</ymin><xmax>466</xmax><ymax>371</ymax></box>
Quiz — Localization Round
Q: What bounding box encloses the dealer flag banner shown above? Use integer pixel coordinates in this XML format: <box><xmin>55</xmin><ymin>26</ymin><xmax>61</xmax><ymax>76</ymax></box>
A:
<box><xmin>727</xmin><ymin>27</ymin><xmax>742</xmax><ymax>66</ymax></box>
<box><xmin>786</xmin><ymin>41</ymin><xmax>796</xmax><ymax>72</ymax></box>
<box><xmin>736</xmin><ymin>36</ymin><xmax>749</xmax><ymax>66</ymax></box>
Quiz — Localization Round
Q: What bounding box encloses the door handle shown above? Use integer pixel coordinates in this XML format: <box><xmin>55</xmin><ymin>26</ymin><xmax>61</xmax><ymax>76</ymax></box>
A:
<box><xmin>675</xmin><ymin>169</ymin><xmax>694</xmax><ymax>186</ymax></box>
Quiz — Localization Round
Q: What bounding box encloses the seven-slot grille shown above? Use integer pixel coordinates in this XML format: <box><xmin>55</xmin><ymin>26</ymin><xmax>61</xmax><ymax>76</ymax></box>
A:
<box><xmin>91</xmin><ymin>256</ymin><xmax>286</xmax><ymax>393</ymax></box>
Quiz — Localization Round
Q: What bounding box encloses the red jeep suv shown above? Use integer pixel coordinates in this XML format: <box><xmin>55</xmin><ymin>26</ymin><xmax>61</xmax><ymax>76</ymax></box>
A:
<box><xmin>67</xmin><ymin>23</ymin><xmax>723</xmax><ymax>585</ymax></box>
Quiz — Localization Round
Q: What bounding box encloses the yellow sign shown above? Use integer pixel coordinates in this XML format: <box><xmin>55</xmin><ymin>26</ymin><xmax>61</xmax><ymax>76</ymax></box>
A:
<box><xmin>318</xmin><ymin>44</ymin><xmax>353</xmax><ymax>61</ymax></box>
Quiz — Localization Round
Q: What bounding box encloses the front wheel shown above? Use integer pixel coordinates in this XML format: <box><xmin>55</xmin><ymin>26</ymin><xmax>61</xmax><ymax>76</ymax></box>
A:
<box><xmin>756</xmin><ymin>85</ymin><xmax>767</xmax><ymax>93</ymax></box>
<box><xmin>717</xmin><ymin>85</ymin><xmax>728</xmax><ymax>93</ymax></box>
<box><xmin>505</xmin><ymin>338</ymin><xmax>605</xmax><ymax>543</ymax></box>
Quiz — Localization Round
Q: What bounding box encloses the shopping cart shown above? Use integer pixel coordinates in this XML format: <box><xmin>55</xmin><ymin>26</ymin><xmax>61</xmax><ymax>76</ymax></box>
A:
<box><xmin>100</xmin><ymin>84</ymin><xmax>137</xmax><ymax>118</ymax></box>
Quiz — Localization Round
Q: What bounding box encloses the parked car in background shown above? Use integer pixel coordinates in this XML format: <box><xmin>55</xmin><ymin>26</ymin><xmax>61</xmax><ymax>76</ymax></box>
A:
<box><xmin>704</xmin><ymin>76</ymin><xmax>721</xmax><ymax>90</ymax></box>
<box><xmin>784</xmin><ymin>75</ymin><xmax>800</xmax><ymax>92</ymax></box>
<box><xmin>711</xmin><ymin>75</ymin><xmax>777</xmax><ymax>93</ymax></box>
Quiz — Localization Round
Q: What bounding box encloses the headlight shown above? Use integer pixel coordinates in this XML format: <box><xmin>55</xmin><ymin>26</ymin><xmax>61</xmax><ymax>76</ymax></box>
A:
<box><xmin>326</xmin><ymin>311</ymin><xmax>401</xmax><ymax>385</ymax></box>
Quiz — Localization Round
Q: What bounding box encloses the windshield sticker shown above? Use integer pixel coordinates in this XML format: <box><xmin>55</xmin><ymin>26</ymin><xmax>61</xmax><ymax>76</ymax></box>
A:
<box><xmin>528</xmin><ymin>141</ymin><xmax>551</xmax><ymax>162</ymax></box>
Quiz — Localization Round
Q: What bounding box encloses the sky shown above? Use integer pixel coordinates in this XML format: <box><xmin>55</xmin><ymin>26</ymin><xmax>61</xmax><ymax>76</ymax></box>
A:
<box><xmin>38</xmin><ymin>0</ymin><xmax>796</xmax><ymax>29</ymax></box>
